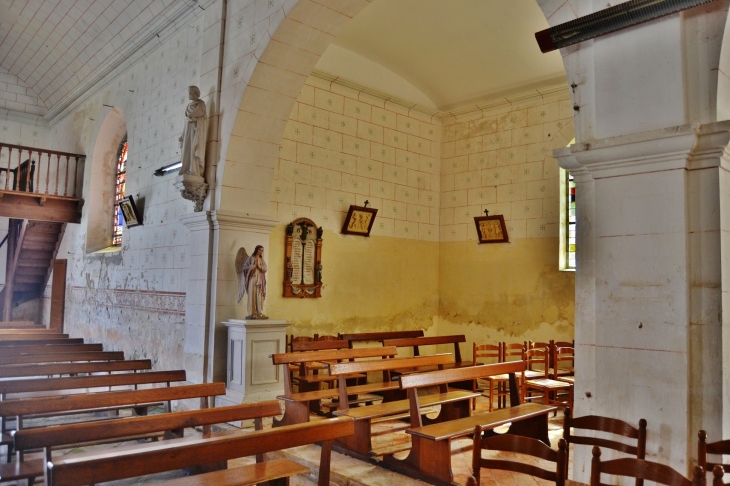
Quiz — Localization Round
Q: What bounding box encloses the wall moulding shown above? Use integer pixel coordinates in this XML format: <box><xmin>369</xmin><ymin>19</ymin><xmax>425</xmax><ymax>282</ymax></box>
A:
<box><xmin>554</xmin><ymin>121</ymin><xmax>730</xmax><ymax>178</ymax></box>
<box><xmin>69</xmin><ymin>287</ymin><xmax>185</xmax><ymax>316</ymax></box>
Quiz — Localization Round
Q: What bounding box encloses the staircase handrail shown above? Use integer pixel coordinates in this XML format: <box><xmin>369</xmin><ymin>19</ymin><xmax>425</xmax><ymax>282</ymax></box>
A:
<box><xmin>0</xmin><ymin>143</ymin><xmax>85</xmax><ymax>198</ymax></box>
<box><xmin>0</xmin><ymin>143</ymin><xmax>86</xmax><ymax>160</ymax></box>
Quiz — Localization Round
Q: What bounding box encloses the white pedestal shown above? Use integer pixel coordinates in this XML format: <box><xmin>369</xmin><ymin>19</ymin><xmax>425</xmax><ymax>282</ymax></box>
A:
<box><xmin>215</xmin><ymin>319</ymin><xmax>289</xmax><ymax>410</ymax></box>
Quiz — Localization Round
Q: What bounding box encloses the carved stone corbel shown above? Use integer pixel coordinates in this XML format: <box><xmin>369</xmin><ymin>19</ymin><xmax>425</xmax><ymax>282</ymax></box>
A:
<box><xmin>174</xmin><ymin>174</ymin><xmax>208</xmax><ymax>212</ymax></box>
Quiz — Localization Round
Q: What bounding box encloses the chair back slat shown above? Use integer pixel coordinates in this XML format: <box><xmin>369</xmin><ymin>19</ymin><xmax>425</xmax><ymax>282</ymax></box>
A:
<box><xmin>567</xmin><ymin>414</ymin><xmax>643</xmax><ymax>439</ymax></box>
<box><xmin>590</xmin><ymin>449</ymin><xmax>703</xmax><ymax>486</ymax></box>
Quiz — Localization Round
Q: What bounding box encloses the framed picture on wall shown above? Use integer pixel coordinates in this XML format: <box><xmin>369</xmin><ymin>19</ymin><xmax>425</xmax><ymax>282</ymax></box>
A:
<box><xmin>473</xmin><ymin>214</ymin><xmax>508</xmax><ymax>243</ymax></box>
<box><xmin>341</xmin><ymin>205</ymin><xmax>378</xmax><ymax>236</ymax></box>
<box><xmin>119</xmin><ymin>196</ymin><xmax>143</xmax><ymax>227</ymax></box>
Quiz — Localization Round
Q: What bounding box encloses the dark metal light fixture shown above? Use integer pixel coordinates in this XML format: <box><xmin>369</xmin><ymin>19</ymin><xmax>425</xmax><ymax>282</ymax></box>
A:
<box><xmin>535</xmin><ymin>0</ymin><xmax>716</xmax><ymax>53</ymax></box>
<box><xmin>153</xmin><ymin>161</ymin><xmax>182</xmax><ymax>176</ymax></box>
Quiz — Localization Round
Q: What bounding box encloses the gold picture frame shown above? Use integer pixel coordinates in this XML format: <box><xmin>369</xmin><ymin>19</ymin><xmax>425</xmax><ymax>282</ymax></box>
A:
<box><xmin>341</xmin><ymin>205</ymin><xmax>378</xmax><ymax>236</ymax></box>
<box><xmin>474</xmin><ymin>214</ymin><xmax>508</xmax><ymax>243</ymax></box>
<box><xmin>119</xmin><ymin>196</ymin><xmax>143</xmax><ymax>227</ymax></box>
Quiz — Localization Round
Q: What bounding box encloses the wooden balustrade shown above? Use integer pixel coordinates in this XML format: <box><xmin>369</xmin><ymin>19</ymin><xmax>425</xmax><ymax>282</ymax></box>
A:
<box><xmin>0</xmin><ymin>143</ymin><xmax>84</xmax><ymax>199</ymax></box>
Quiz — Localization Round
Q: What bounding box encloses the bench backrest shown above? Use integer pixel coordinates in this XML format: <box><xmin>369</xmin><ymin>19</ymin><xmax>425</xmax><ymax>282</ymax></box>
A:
<box><xmin>46</xmin><ymin>416</ymin><xmax>355</xmax><ymax>486</ymax></box>
<box><xmin>382</xmin><ymin>335</ymin><xmax>465</xmax><ymax>362</ymax></box>
<box><xmin>272</xmin><ymin>346</ymin><xmax>397</xmax><ymax>365</ymax></box>
<box><xmin>340</xmin><ymin>330</ymin><xmax>424</xmax><ymax>346</ymax></box>
<box><xmin>0</xmin><ymin>370</ymin><xmax>186</xmax><ymax>397</ymax></box>
<box><xmin>328</xmin><ymin>353</ymin><xmax>454</xmax><ymax>376</ymax></box>
<box><xmin>291</xmin><ymin>339</ymin><xmax>349</xmax><ymax>352</ymax></box>
<box><xmin>0</xmin><ymin>321</ymin><xmax>38</xmax><ymax>328</ymax></box>
<box><xmin>0</xmin><ymin>382</ymin><xmax>227</xmax><ymax>418</ymax></box>
<box><xmin>0</xmin><ymin>350</ymin><xmax>124</xmax><ymax>366</ymax></box>
<box><xmin>398</xmin><ymin>360</ymin><xmax>525</xmax><ymax>390</ymax></box>
<box><xmin>0</xmin><ymin>343</ymin><xmax>103</xmax><ymax>356</ymax></box>
<box><xmin>0</xmin><ymin>333</ymin><xmax>69</xmax><ymax>340</ymax></box>
<box><xmin>0</xmin><ymin>359</ymin><xmax>152</xmax><ymax>378</ymax></box>
<box><xmin>0</xmin><ymin>338</ymin><xmax>83</xmax><ymax>347</ymax></box>
<box><xmin>16</xmin><ymin>401</ymin><xmax>281</xmax><ymax>451</ymax></box>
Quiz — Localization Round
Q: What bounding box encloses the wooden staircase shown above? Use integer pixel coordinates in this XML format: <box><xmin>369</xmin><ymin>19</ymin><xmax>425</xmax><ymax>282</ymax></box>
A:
<box><xmin>0</xmin><ymin>219</ymin><xmax>65</xmax><ymax>320</ymax></box>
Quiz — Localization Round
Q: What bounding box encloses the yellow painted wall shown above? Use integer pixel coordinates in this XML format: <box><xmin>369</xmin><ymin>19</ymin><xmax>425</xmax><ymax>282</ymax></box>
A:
<box><xmin>266</xmin><ymin>225</ymin><xmax>439</xmax><ymax>337</ymax></box>
<box><xmin>267</xmin><ymin>74</ymin><xmax>576</xmax><ymax>358</ymax></box>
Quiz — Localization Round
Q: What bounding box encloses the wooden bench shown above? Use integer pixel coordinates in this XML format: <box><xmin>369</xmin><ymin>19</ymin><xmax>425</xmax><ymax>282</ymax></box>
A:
<box><xmin>340</xmin><ymin>330</ymin><xmax>424</xmax><ymax>348</ymax></box>
<box><xmin>0</xmin><ymin>369</ymin><xmax>187</xmax><ymax>462</ymax></box>
<box><xmin>0</xmin><ymin>350</ymin><xmax>124</xmax><ymax>366</ymax></box>
<box><xmin>289</xmin><ymin>339</ymin><xmax>356</xmax><ymax>392</ymax></box>
<box><xmin>45</xmin><ymin>416</ymin><xmax>356</xmax><ymax>486</ymax></box>
<box><xmin>0</xmin><ymin>329</ymin><xmax>63</xmax><ymax>335</ymax></box>
<box><xmin>272</xmin><ymin>346</ymin><xmax>399</xmax><ymax>425</ymax></box>
<box><xmin>0</xmin><ymin>333</ymin><xmax>70</xmax><ymax>341</ymax></box>
<box><xmin>152</xmin><ymin>459</ymin><xmax>309</xmax><ymax>486</ymax></box>
<box><xmin>0</xmin><ymin>358</ymin><xmax>152</xmax><ymax>379</ymax></box>
<box><xmin>5</xmin><ymin>401</ymin><xmax>282</xmax><ymax>485</ymax></box>
<box><xmin>0</xmin><ymin>343</ymin><xmax>103</xmax><ymax>356</ymax></box>
<box><xmin>381</xmin><ymin>361</ymin><xmax>555</xmax><ymax>485</ymax></box>
<box><xmin>382</xmin><ymin>335</ymin><xmax>473</xmax><ymax>386</ymax></box>
<box><xmin>0</xmin><ymin>338</ymin><xmax>83</xmax><ymax>347</ymax></box>
<box><xmin>328</xmin><ymin>353</ymin><xmax>474</xmax><ymax>458</ymax></box>
<box><xmin>0</xmin><ymin>321</ymin><xmax>39</xmax><ymax>329</ymax></box>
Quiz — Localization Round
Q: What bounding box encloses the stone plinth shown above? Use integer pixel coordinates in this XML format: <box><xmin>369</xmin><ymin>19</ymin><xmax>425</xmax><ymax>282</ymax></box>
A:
<box><xmin>216</xmin><ymin>319</ymin><xmax>289</xmax><ymax>409</ymax></box>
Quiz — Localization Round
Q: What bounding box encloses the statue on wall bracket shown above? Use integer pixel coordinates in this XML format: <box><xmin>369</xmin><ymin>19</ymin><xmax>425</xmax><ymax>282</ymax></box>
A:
<box><xmin>283</xmin><ymin>218</ymin><xmax>323</xmax><ymax>298</ymax></box>
<box><xmin>174</xmin><ymin>85</ymin><xmax>208</xmax><ymax>212</ymax></box>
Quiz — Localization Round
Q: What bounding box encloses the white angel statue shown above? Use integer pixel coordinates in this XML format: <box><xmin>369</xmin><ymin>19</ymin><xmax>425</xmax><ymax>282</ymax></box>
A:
<box><xmin>235</xmin><ymin>245</ymin><xmax>268</xmax><ymax>319</ymax></box>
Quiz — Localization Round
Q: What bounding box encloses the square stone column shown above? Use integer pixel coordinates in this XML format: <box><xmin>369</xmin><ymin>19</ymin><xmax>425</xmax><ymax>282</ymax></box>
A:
<box><xmin>555</xmin><ymin>122</ymin><xmax>730</xmax><ymax>480</ymax></box>
<box><xmin>216</xmin><ymin>319</ymin><xmax>289</xmax><ymax>407</ymax></box>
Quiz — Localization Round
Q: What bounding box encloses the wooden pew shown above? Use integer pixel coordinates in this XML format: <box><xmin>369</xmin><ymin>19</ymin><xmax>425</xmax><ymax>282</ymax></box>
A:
<box><xmin>46</xmin><ymin>416</ymin><xmax>356</xmax><ymax>486</ymax></box>
<box><xmin>340</xmin><ymin>330</ymin><xmax>424</xmax><ymax>348</ymax></box>
<box><xmin>0</xmin><ymin>370</ymin><xmax>187</xmax><ymax>399</ymax></box>
<box><xmin>0</xmin><ymin>359</ymin><xmax>152</xmax><ymax>379</ymax></box>
<box><xmin>0</xmin><ymin>370</ymin><xmax>188</xmax><ymax>460</ymax></box>
<box><xmin>0</xmin><ymin>338</ymin><xmax>83</xmax><ymax>347</ymax></box>
<box><xmin>0</xmin><ymin>343</ymin><xmax>103</xmax><ymax>356</ymax></box>
<box><xmin>382</xmin><ymin>335</ymin><xmax>466</xmax><ymax>362</ymax></box>
<box><xmin>382</xmin><ymin>361</ymin><xmax>556</xmax><ymax>485</ymax></box>
<box><xmin>329</xmin><ymin>353</ymin><xmax>476</xmax><ymax>458</ymax></box>
<box><xmin>0</xmin><ymin>321</ymin><xmax>39</xmax><ymax>329</ymax></box>
<box><xmin>272</xmin><ymin>347</ymin><xmax>399</xmax><ymax>425</ymax></box>
<box><xmin>0</xmin><ymin>334</ymin><xmax>70</xmax><ymax>341</ymax></box>
<box><xmin>0</xmin><ymin>350</ymin><xmax>124</xmax><ymax>366</ymax></box>
<box><xmin>290</xmin><ymin>339</ymin><xmax>358</xmax><ymax>392</ymax></box>
<box><xmin>5</xmin><ymin>401</ymin><xmax>282</xmax><ymax>484</ymax></box>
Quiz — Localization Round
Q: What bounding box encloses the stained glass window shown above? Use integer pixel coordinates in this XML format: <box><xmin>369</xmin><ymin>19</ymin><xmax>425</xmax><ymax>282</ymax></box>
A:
<box><xmin>112</xmin><ymin>136</ymin><xmax>127</xmax><ymax>246</ymax></box>
<box><xmin>566</xmin><ymin>170</ymin><xmax>576</xmax><ymax>269</ymax></box>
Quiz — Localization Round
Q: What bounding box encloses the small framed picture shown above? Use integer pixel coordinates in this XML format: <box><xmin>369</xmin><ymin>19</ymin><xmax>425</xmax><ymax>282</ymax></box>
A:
<box><xmin>474</xmin><ymin>214</ymin><xmax>508</xmax><ymax>243</ymax></box>
<box><xmin>119</xmin><ymin>196</ymin><xmax>143</xmax><ymax>227</ymax></box>
<box><xmin>341</xmin><ymin>205</ymin><xmax>378</xmax><ymax>236</ymax></box>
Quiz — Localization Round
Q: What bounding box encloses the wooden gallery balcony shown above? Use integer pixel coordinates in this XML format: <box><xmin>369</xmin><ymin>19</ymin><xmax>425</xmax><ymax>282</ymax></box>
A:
<box><xmin>0</xmin><ymin>144</ymin><xmax>84</xmax><ymax>224</ymax></box>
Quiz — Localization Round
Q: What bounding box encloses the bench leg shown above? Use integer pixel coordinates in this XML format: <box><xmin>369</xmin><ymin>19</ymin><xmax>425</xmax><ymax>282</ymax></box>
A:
<box><xmin>334</xmin><ymin>419</ymin><xmax>372</xmax><ymax>456</ymax></box>
<box><xmin>505</xmin><ymin>413</ymin><xmax>551</xmax><ymax>446</ymax></box>
<box><xmin>273</xmin><ymin>401</ymin><xmax>310</xmax><ymax>427</ymax></box>
<box><xmin>318</xmin><ymin>440</ymin><xmax>332</xmax><ymax>486</ymax></box>
<box><xmin>383</xmin><ymin>436</ymin><xmax>453</xmax><ymax>486</ymax></box>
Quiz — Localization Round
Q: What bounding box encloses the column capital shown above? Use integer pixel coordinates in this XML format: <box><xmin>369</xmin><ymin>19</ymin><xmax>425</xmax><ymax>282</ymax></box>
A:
<box><xmin>209</xmin><ymin>210</ymin><xmax>279</xmax><ymax>234</ymax></box>
<box><xmin>553</xmin><ymin>121</ymin><xmax>730</xmax><ymax>179</ymax></box>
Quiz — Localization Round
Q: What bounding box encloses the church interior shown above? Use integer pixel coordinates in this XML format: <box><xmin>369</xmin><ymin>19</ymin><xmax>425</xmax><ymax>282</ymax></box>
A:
<box><xmin>0</xmin><ymin>0</ymin><xmax>729</xmax><ymax>484</ymax></box>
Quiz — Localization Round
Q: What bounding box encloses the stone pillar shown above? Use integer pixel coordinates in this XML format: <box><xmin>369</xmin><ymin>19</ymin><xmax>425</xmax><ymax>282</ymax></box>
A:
<box><xmin>216</xmin><ymin>319</ymin><xmax>289</xmax><ymax>407</ymax></box>
<box><xmin>555</xmin><ymin>122</ymin><xmax>730</xmax><ymax>481</ymax></box>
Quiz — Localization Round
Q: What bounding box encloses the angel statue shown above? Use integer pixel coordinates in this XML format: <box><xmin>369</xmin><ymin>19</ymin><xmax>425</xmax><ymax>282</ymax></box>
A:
<box><xmin>235</xmin><ymin>245</ymin><xmax>268</xmax><ymax>319</ymax></box>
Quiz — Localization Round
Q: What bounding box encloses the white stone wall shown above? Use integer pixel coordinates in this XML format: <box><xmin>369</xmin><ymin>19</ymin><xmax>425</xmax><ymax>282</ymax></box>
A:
<box><xmin>0</xmin><ymin>67</ymin><xmax>45</xmax><ymax>117</ymax></box>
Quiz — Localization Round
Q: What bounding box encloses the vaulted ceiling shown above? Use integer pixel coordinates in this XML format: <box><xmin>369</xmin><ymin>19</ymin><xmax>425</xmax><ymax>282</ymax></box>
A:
<box><xmin>0</xmin><ymin>0</ymin><xmax>198</xmax><ymax>119</ymax></box>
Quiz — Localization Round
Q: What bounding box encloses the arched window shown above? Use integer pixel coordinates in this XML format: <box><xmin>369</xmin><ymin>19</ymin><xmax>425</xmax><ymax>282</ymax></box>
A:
<box><xmin>112</xmin><ymin>136</ymin><xmax>127</xmax><ymax>246</ymax></box>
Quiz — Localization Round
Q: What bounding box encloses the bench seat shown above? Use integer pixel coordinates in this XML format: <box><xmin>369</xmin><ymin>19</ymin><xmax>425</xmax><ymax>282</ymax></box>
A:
<box><xmin>154</xmin><ymin>458</ymin><xmax>309</xmax><ymax>486</ymax></box>
<box><xmin>407</xmin><ymin>403</ymin><xmax>556</xmax><ymax>441</ymax></box>
<box><xmin>333</xmin><ymin>390</ymin><xmax>478</xmax><ymax>421</ymax></box>
<box><xmin>278</xmin><ymin>380</ymin><xmax>400</xmax><ymax>403</ymax></box>
<box><xmin>0</xmin><ymin>458</ymin><xmax>43</xmax><ymax>482</ymax></box>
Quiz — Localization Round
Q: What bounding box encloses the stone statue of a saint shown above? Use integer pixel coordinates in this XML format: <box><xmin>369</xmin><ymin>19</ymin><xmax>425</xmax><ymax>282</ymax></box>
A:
<box><xmin>236</xmin><ymin>245</ymin><xmax>268</xmax><ymax>319</ymax></box>
<box><xmin>178</xmin><ymin>86</ymin><xmax>207</xmax><ymax>177</ymax></box>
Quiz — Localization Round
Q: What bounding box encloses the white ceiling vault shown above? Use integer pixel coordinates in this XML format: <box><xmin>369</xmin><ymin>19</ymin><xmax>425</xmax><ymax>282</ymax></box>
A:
<box><xmin>0</xmin><ymin>0</ymin><xmax>201</xmax><ymax>121</ymax></box>
<box><xmin>323</xmin><ymin>0</ymin><xmax>567</xmax><ymax>112</ymax></box>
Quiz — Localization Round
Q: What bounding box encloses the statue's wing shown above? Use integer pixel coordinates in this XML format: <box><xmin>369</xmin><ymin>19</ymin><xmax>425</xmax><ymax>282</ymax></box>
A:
<box><xmin>235</xmin><ymin>247</ymin><xmax>249</xmax><ymax>303</ymax></box>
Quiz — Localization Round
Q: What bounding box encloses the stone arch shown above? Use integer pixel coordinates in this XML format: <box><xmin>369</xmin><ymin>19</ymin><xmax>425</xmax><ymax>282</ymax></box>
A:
<box><xmin>85</xmin><ymin>107</ymin><xmax>127</xmax><ymax>253</ymax></box>
<box><xmin>219</xmin><ymin>0</ymin><xmax>575</xmax><ymax>215</ymax></box>
<box><xmin>717</xmin><ymin>4</ymin><xmax>730</xmax><ymax>121</ymax></box>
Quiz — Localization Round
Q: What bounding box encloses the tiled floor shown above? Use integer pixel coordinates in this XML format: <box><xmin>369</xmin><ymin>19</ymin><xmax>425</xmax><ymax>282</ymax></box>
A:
<box><xmin>11</xmin><ymin>396</ymin><xmax>587</xmax><ymax>485</ymax></box>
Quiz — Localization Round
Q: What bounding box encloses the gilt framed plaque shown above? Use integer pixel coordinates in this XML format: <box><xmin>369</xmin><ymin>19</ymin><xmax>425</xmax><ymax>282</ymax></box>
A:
<box><xmin>474</xmin><ymin>214</ymin><xmax>509</xmax><ymax>243</ymax></box>
<box><xmin>283</xmin><ymin>218</ymin><xmax>323</xmax><ymax>298</ymax></box>
<box><xmin>341</xmin><ymin>205</ymin><xmax>377</xmax><ymax>236</ymax></box>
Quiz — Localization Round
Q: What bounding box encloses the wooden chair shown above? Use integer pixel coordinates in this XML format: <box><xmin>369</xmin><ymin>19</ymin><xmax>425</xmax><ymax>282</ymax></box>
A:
<box><xmin>563</xmin><ymin>408</ymin><xmax>647</xmax><ymax>485</ymax></box>
<box><xmin>466</xmin><ymin>431</ymin><xmax>567</xmax><ymax>486</ymax></box>
<box><xmin>472</xmin><ymin>342</ymin><xmax>504</xmax><ymax>411</ymax></box>
<box><xmin>713</xmin><ymin>464</ymin><xmax>728</xmax><ymax>486</ymax></box>
<box><xmin>698</xmin><ymin>430</ymin><xmax>730</xmax><ymax>484</ymax></box>
<box><xmin>524</xmin><ymin>348</ymin><xmax>573</xmax><ymax>413</ymax></box>
<box><xmin>501</xmin><ymin>342</ymin><xmax>527</xmax><ymax>407</ymax></box>
<box><xmin>553</xmin><ymin>346</ymin><xmax>574</xmax><ymax>383</ymax></box>
<box><xmin>590</xmin><ymin>446</ymin><xmax>703</xmax><ymax>486</ymax></box>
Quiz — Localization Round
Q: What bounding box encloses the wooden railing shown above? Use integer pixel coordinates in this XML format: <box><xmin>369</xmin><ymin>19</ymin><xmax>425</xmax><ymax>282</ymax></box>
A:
<box><xmin>0</xmin><ymin>144</ymin><xmax>85</xmax><ymax>199</ymax></box>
